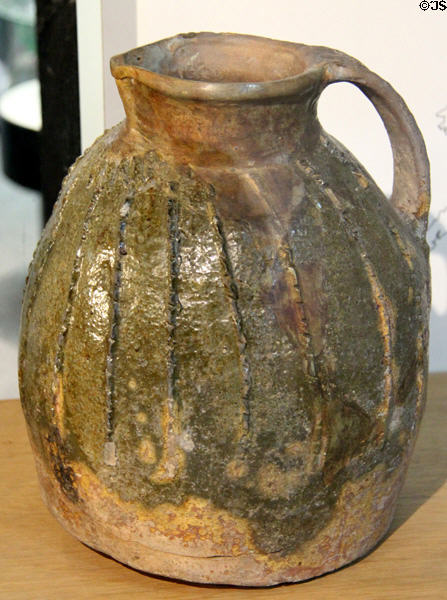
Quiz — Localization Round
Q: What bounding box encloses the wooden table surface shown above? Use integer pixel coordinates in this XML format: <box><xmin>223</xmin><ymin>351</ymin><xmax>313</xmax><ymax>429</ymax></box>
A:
<box><xmin>1</xmin><ymin>374</ymin><xmax>446</xmax><ymax>599</ymax></box>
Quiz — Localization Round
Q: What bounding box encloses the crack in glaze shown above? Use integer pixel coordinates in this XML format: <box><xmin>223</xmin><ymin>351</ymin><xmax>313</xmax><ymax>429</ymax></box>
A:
<box><xmin>210</xmin><ymin>203</ymin><xmax>252</xmax><ymax>436</ymax></box>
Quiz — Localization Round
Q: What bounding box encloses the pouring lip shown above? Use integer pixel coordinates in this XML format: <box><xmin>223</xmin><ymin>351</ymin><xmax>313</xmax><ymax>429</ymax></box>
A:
<box><xmin>110</xmin><ymin>32</ymin><xmax>325</xmax><ymax>102</ymax></box>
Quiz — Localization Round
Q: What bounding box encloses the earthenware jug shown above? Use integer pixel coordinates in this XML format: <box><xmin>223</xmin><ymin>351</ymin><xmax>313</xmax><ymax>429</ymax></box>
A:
<box><xmin>19</xmin><ymin>33</ymin><xmax>430</xmax><ymax>586</ymax></box>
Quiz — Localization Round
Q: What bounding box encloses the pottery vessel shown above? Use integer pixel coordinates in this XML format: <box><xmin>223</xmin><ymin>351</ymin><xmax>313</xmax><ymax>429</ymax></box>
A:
<box><xmin>19</xmin><ymin>33</ymin><xmax>431</xmax><ymax>586</ymax></box>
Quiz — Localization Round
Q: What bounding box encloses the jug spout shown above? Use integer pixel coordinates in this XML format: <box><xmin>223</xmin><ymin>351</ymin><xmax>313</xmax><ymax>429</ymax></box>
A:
<box><xmin>110</xmin><ymin>33</ymin><xmax>324</xmax><ymax>167</ymax></box>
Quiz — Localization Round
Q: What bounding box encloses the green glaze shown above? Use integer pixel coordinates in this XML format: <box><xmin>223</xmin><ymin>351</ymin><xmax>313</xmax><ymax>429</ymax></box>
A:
<box><xmin>19</xmin><ymin>33</ymin><xmax>430</xmax><ymax>581</ymax></box>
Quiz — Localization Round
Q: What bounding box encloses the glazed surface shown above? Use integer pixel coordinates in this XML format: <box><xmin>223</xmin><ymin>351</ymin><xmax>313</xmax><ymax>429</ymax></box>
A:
<box><xmin>19</xmin><ymin>33</ymin><xmax>431</xmax><ymax>586</ymax></box>
<box><xmin>19</xmin><ymin>121</ymin><xmax>429</xmax><ymax>578</ymax></box>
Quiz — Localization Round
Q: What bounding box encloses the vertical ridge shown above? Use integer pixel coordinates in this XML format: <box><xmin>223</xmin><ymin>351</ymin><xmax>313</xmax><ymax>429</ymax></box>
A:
<box><xmin>19</xmin><ymin>164</ymin><xmax>88</xmax><ymax>379</ymax></box>
<box><xmin>167</xmin><ymin>194</ymin><xmax>181</xmax><ymax>412</ymax></box>
<box><xmin>104</xmin><ymin>197</ymin><xmax>134</xmax><ymax>453</ymax></box>
<box><xmin>210</xmin><ymin>204</ymin><xmax>252</xmax><ymax>436</ymax></box>
<box><xmin>324</xmin><ymin>185</ymin><xmax>395</xmax><ymax>439</ymax></box>
<box><xmin>150</xmin><ymin>192</ymin><xmax>185</xmax><ymax>482</ymax></box>
<box><xmin>240</xmin><ymin>171</ymin><xmax>328</xmax><ymax>465</ymax></box>
<box><xmin>280</xmin><ymin>242</ymin><xmax>329</xmax><ymax>471</ymax></box>
<box><xmin>51</xmin><ymin>187</ymin><xmax>100</xmax><ymax>433</ymax></box>
<box><xmin>295</xmin><ymin>158</ymin><xmax>396</xmax><ymax>440</ymax></box>
<box><xmin>414</xmin><ymin>332</ymin><xmax>427</xmax><ymax>426</ymax></box>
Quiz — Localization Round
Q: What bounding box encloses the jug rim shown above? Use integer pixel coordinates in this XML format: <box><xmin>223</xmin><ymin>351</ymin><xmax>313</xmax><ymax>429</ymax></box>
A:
<box><xmin>110</xmin><ymin>32</ymin><xmax>324</xmax><ymax>102</ymax></box>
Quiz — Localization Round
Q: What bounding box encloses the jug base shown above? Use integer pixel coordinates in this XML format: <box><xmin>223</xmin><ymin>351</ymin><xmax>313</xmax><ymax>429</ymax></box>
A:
<box><xmin>32</xmin><ymin>441</ymin><xmax>404</xmax><ymax>587</ymax></box>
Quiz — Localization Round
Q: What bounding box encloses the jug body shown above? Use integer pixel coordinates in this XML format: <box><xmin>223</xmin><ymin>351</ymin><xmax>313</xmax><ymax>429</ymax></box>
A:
<box><xmin>19</xmin><ymin>33</ymin><xmax>430</xmax><ymax>586</ymax></box>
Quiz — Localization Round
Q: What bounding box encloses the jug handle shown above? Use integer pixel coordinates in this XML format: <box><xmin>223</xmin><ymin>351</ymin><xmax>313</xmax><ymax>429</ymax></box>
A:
<box><xmin>312</xmin><ymin>47</ymin><xmax>430</xmax><ymax>240</ymax></box>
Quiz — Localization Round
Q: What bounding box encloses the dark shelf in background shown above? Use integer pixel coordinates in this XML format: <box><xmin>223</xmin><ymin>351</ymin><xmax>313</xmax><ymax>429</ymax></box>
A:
<box><xmin>37</xmin><ymin>0</ymin><xmax>80</xmax><ymax>222</ymax></box>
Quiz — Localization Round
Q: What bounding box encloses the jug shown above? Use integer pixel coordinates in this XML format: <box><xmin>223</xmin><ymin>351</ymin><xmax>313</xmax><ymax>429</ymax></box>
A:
<box><xmin>19</xmin><ymin>32</ymin><xmax>430</xmax><ymax>586</ymax></box>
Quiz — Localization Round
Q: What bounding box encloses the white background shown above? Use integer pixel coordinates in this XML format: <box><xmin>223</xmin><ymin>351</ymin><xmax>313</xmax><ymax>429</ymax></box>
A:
<box><xmin>78</xmin><ymin>0</ymin><xmax>447</xmax><ymax>370</ymax></box>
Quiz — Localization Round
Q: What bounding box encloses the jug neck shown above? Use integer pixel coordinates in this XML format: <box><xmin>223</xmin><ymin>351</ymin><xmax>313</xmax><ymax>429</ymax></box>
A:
<box><xmin>111</xmin><ymin>33</ymin><xmax>326</xmax><ymax>168</ymax></box>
